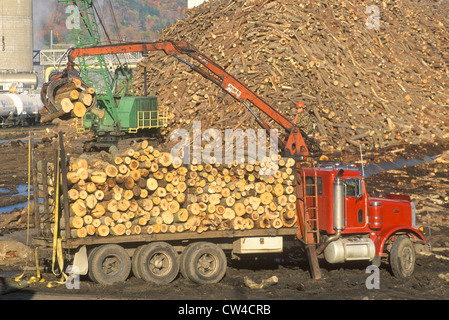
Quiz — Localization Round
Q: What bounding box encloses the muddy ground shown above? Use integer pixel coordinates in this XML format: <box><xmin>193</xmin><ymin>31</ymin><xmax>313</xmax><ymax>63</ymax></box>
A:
<box><xmin>0</xmin><ymin>124</ymin><xmax>448</xmax><ymax>302</ymax></box>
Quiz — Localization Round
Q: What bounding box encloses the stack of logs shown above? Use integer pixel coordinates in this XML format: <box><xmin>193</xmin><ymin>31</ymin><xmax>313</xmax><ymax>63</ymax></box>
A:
<box><xmin>36</xmin><ymin>141</ymin><xmax>298</xmax><ymax>238</ymax></box>
<box><xmin>132</xmin><ymin>0</ymin><xmax>449</xmax><ymax>153</ymax></box>
<box><xmin>40</xmin><ymin>78</ymin><xmax>101</xmax><ymax>123</ymax></box>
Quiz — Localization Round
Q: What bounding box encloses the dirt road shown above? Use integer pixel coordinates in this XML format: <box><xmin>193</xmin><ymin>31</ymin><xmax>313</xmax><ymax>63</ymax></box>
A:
<box><xmin>1</xmin><ymin>240</ymin><xmax>448</xmax><ymax>301</ymax></box>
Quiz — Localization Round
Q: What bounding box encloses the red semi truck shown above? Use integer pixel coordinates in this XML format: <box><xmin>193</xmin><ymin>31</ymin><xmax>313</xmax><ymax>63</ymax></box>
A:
<box><xmin>33</xmin><ymin>153</ymin><xmax>427</xmax><ymax>285</ymax></box>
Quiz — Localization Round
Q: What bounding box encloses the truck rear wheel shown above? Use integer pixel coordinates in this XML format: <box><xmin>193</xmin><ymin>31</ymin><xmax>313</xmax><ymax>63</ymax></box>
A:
<box><xmin>137</xmin><ymin>242</ymin><xmax>179</xmax><ymax>284</ymax></box>
<box><xmin>182</xmin><ymin>242</ymin><xmax>226</xmax><ymax>284</ymax></box>
<box><xmin>390</xmin><ymin>236</ymin><xmax>416</xmax><ymax>278</ymax></box>
<box><xmin>89</xmin><ymin>244</ymin><xmax>131</xmax><ymax>285</ymax></box>
<box><xmin>131</xmin><ymin>245</ymin><xmax>145</xmax><ymax>279</ymax></box>
<box><xmin>87</xmin><ymin>246</ymin><xmax>100</xmax><ymax>283</ymax></box>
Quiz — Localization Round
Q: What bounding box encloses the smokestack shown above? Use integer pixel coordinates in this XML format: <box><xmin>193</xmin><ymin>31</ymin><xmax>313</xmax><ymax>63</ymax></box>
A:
<box><xmin>0</xmin><ymin>0</ymin><xmax>34</xmax><ymax>73</ymax></box>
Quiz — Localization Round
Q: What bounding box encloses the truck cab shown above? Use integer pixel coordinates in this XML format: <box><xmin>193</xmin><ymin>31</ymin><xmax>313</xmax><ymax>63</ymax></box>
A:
<box><xmin>301</xmin><ymin>167</ymin><xmax>427</xmax><ymax>277</ymax></box>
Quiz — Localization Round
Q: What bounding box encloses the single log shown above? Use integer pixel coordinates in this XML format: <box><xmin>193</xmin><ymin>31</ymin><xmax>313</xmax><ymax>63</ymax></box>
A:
<box><xmin>232</xmin><ymin>216</ymin><xmax>245</xmax><ymax>230</ymax></box>
<box><xmin>76</xmin><ymin>227</ymin><xmax>87</xmax><ymax>238</ymax></box>
<box><xmin>107</xmin><ymin>199</ymin><xmax>119</xmax><ymax>213</ymax></box>
<box><xmin>71</xmin><ymin>199</ymin><xmax>87</xmax><ymax>217</ymax></box>
<box><xmin>158</xmin><ymin>152</ymin><xmax>172</xmax><ymax>167</ymax></box>
<box><xmin>67</xmin><ymin>172</ymin><xmax>80</xmax><ymax>185</ymax></box>
<box><xmin>90</xmin><ymin>171</ymin><xmax>107</xmax><ymax>184</ymax></box>
<box><xmin>60</xmin><ymin>98</ymin><xmax>74</xmax><ymax>113</ymax></box>
<box><xmin>258</xmin><ymin>214</ymin><xmax>271</xmax><ymax>228</ymax></box>
<box><xmin>68</xmin><ymin>188</ymin><xmax>80</xmax><ymax>201</ymax></box>
<box><xmin>73</xmin><ymin>101</ymin><xmax>87</xmax><ymax>117</ymax></box>
<box><xmin>174</xmin><ymin>208</ymin><xmax>189</xmax><ymax>222</ymax></box>
<box><xmin>85</xmin><ymin>194</ymin><xmax>97</xmax><ymax>210</ymax></box>
<box><xmin>118</xmin><ymin>199</ymin><xmax>130</xmax><ymax>212</ymax></box>
<box><xmin>260</xmin><ymin>192</ymin><xmax>274</xmax><ymax>205</ymax></box>
<box><xmin>70</xmin><ymin>216</ymin><xmax>84</xmax><ymax>229</ymax></box>
<box><xmin>91</xmin><ymin>203</ymin><xmax>106</xmax><ymax>218</ymax></box>
<box><xmin>161</xmin><ymin>211</ymin><xmax>174</xmax><ymax>224</ymax></box>
<box><xmin>223</xmin><ymin>207</ymin><xmax>235</xmax><ymax>220</ymax></box>
<box><xmin>146</xmin><ymin>178</ymin><xmax>158</xmax><ymax>191</ymax></box>
<box><xmin>86</xmin><ymin>224</ymin><xmax>96</xmax><ymax>236</ymax></box>
<box><xmin>79</xmin><ymin>92</ymin><xmax>93</xmax><ymax>106</ymax></box>
<box><xmin>272</xmin><ymin>218</ymin><xmax>283</xmax><ymax>229</ymax></box>
<box><xmin>96</xmin><ymin>225</ymin><xmax>110</xmax><ymax>237</ymax></box>
<box><xmin>111</xmin><ymin>223</ymin><xmax>126</xmax><ymax>236</ymax></box>
<box><xmin>234</xmin><ymin>202</ymin><xmax>246</xmax><ymax>217</ymax></box>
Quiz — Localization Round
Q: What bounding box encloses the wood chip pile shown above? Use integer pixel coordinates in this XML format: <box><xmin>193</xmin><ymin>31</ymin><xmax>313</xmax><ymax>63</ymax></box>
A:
<box><xmin>133</xmin><ymin>0</ymin><xmax>449</xmax><ymax>153</ymax></box>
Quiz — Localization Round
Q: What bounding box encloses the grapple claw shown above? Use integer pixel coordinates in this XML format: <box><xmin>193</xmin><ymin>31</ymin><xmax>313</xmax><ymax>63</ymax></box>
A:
<box><xmin>40</xmin><ymin>71</ymin><xmax>97</xmax><ymax>122</ymax></box>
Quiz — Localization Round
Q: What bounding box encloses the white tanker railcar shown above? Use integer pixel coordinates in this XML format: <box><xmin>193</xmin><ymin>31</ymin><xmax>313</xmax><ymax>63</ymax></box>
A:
<box><xmin>0</xmin><ymin>93</ymin><xmax>43</xmax><ymax>127</ymax></box>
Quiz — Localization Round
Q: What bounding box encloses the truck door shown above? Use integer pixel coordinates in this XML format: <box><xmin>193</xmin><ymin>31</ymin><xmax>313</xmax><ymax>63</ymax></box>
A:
<box><xmin>343</xmin><ymin>178</ymin><xmax>367</xmax><ymax>229</ymax></box>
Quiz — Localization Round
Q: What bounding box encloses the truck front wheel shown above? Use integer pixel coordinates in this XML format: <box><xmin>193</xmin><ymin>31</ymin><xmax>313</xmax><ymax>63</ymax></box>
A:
<box><xmin>389</xmin><ymin>236</ymin><xmax>416</xmax><ymax>278</ymax></box>
<box><xmin>89</xmin><ymin>244</ymin><xmax>131</xmax><ymax>285</ymax></box>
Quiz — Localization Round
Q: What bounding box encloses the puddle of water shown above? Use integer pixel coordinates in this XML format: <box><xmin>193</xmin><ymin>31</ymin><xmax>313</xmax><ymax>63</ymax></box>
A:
<box><xmin>0</xmin><ymin>202</ymin><xmax>29</xmax><ymax>215</ymax></box>
<box><xmin>0</xmin><ymin>184</ymin><xmax>33</xmax><ymax>215</ymax></box>
<box><xmin>15</xmin><ymin>185</ymin><xmax>31</xmax><ymax>196</ymax></box>
<box><xmin>0</xmin><ymin>185</ymin><xmax>32</xmax><ymax>197</ymax></box>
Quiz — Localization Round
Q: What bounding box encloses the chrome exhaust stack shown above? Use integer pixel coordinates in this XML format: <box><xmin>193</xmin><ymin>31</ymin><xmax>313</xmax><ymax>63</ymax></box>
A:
<box><xmin>333</xmin><ymin>169</ymin><xmax>345</xmax><ymax>232</ymax></box>
<box><xmin>317</xmin><ymin>169</ymin><xmax>345</xmax><ymax>254</ymax></box>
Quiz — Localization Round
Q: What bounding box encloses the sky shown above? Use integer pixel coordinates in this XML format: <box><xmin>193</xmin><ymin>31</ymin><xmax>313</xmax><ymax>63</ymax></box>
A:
<box><xmin>188</xmin><ymin>0</ymin><xmax>206</xmax><ymax>9</ymax></box>
<box><xmin>33</xmin><ymin>0</ymin><xmax>53</xmax><ymax>49</ymax></box>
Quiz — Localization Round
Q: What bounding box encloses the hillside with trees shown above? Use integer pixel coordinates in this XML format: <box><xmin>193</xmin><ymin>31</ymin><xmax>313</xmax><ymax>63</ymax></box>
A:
<box><xmin>34</xmin><ymin>0</ymin><xmax>187</xmax><ymax>49</ymax></box>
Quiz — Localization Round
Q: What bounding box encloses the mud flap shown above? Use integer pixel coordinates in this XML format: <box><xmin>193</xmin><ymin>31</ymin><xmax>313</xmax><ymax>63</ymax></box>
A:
<box><xmin>72</xmin><ymin>245</ymin><xmax>88</xmax><ymax>276</ymax></box>
<box><xmin>414</xmin><ymin>242</ymin><xmax>431</xmax><ymax>254</ymax></box>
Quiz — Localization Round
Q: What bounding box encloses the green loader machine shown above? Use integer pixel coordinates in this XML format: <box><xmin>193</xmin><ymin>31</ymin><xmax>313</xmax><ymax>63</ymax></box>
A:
<box><xmin>40</xmin><ymin>0</ymin><xmax>167</xmax><ymax>148</ymax></box>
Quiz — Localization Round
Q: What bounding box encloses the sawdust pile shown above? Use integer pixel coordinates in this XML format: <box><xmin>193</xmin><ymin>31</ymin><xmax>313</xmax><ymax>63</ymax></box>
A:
<box><xmin>133</xmin><ymin>0</ymin><xmax>449</xmax><ymax>153</ymax></box>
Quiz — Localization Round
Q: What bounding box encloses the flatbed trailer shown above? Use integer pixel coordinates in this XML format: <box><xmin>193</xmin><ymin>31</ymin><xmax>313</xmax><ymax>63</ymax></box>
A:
<box><xmin>34</xmin><ymin>226</ymin><xmax>300</xmax><ymax>284</ymax></box>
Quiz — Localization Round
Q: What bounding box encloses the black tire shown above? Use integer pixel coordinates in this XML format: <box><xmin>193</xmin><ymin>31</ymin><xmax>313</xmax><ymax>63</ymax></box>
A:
<box><xmin>182</xmin><ymin>242</ymin><xmax>227</xmax><ymax>284</ymax></box>
<box><xmin>138</xmin><ymin>242</ymin><xmax>179</xmax><ymax>285</ymax></box>
<box><xmin>87</xmin><ymin>246</ymin><xmax>100</xmax><ymax>283</ymax></box>
<box><xmin>180</xmin><ymin>242</ymin><xmax>197</xmax><ymax>280</ymax></box>
<box><xmin>390</xmin><ymin>236</ymin><xmax>416</xmax><ymax>278</ymax></box>
<box><xmin>131</xmin><ymin>245</ymin><xmax>146</xmax><ymax>279</ymax></box>
<box><xmin>89</xmin><ymin>244</ymin><xmax>131</xmax><ymax>285</ymax></box>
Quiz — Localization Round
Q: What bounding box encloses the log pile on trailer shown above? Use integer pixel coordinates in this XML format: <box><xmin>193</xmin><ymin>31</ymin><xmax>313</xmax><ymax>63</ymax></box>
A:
<box><xmin>34</xmin><ymin>139</ymin><xmax>298</xmax><ymax>239</ymax></box>
<box><xmin>132</xmin><ymin>0</ymin><xmax>449</xmax><ymax>153</ymax></box>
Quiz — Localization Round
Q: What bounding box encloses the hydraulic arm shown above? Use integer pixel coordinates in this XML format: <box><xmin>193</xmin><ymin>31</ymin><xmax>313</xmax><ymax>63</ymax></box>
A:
<box><xmin>42</xmin><ymin>40</ymin><xmax>314</xmax><ymax>159</ymax></box>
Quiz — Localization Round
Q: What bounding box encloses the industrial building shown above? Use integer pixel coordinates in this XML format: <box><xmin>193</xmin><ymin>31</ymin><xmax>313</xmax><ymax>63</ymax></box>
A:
<box><xmin>0</xmin><ymin>0</ymin><xmax>42</xmax><ymax>126</ymax></box>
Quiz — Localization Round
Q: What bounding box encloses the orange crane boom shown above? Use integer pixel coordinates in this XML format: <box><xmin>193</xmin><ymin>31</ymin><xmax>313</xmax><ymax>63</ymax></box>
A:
<box><xmin>62</xmin><ymin>40</ymin><xmax>312</xmax><ymax>159</ymax></box>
